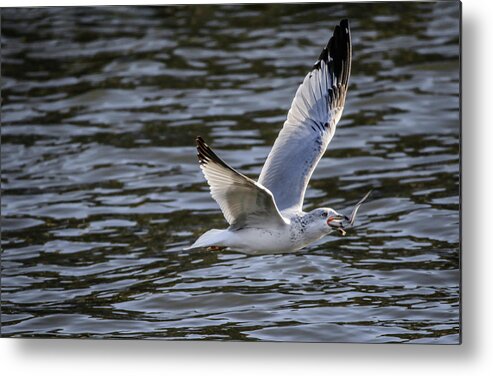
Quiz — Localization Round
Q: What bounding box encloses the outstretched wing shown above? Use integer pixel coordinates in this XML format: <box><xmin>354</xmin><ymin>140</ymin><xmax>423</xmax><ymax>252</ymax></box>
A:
<box><xmin>196</xmin><ymin>137</ymin><xmax>288</xmax><ymax>229</ymax></box>
<box><xmin>258</xmin><ymin>19</ymin><xmax>352</xmax><ymax>212</ymax></box>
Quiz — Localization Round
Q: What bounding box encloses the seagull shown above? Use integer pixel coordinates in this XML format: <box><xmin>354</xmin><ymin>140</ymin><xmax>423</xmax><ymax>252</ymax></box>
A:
<box><xmin>186</xmin><ymin>19</ymin><xmax>371</xmax><ymax>255</ymax></box>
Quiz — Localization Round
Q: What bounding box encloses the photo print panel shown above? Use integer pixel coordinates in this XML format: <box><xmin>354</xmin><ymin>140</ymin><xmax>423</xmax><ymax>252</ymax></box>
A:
<box><xmin>1</xmin><ymin>1</ymin><xmax>461</xmax><ymax>344</ymax></box>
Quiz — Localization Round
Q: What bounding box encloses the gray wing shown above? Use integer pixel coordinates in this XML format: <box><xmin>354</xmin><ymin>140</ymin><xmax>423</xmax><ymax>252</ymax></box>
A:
<box><xmin>258</xmin><ymin>19</ymin><xmax>352</xmax><ymax>212</ymax></box>
<box><xmin>196</xmin><ymin>137</ymin><xmax>288</xmax><ymax>229</ymax></box>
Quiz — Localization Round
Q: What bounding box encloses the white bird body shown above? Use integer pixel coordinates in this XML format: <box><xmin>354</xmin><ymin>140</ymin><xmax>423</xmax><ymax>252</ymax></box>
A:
<box><xmin>186</xmin><ymin>20</ymin><xmax>371</xmax><ymax>254</ymax></box>
<box><xmin>191</xmin><ymin>210</ymin><xmax>332</xmax><ymax>255</ymax></box>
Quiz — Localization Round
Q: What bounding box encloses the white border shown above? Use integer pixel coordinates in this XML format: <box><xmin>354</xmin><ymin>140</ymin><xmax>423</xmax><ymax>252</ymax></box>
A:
<box><xmin>2</xmin><ymin>0</ymin><xmax>493</xmax><ymax>374</ymax></box>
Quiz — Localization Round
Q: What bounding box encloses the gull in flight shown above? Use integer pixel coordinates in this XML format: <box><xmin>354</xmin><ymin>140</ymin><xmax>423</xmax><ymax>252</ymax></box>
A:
<box><xmin>186</xmin><ymin>19</ymin><xmax>371</xmax><ymax>255</ymax></box>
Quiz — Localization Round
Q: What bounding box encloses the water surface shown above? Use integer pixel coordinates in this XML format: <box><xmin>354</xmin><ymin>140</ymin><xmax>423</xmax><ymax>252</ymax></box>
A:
<box><xmin>1</xmin><ymin>2</ymin><xmax>460</xmax><ymax>343</ymax></box>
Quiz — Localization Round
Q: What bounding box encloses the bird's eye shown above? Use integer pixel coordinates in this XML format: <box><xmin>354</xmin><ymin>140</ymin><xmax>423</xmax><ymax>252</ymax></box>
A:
<box><xmin>322</xmin><ymin>212</ymin><xmax>328</xmax><ymax>218</ymax></box>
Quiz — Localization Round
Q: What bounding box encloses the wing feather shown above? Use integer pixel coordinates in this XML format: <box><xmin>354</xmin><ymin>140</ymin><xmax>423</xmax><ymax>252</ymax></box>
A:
<box><xmin>258</xmin><ymin>19</ymin><xmax>352</xmax><ymax>212</ymax></box>
<box><xmin>196</xmin><ymin>137</ymin><xmax>288</xmax><ymax>229</ymax></box>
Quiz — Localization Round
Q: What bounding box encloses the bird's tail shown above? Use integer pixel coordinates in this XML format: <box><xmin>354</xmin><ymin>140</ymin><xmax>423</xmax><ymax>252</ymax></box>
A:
<box><xmin>184</xmin><ymin>229</ymin><xmax>227</xmax><ymax>250</ymax></box>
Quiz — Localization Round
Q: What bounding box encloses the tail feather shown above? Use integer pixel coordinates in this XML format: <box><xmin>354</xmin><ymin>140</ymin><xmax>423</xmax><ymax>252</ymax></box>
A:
<box><xmin>184</xmin><ymin>229</ymin><xmax>226</xmax><ymax>250</ymax></box>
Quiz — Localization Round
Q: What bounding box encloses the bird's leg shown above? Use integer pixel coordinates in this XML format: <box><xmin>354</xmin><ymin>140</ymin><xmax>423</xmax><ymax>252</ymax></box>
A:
<box><xmin>207</xmin><ymin>246</ymin><xmax>226</xmax><ymax>251</ymax></box>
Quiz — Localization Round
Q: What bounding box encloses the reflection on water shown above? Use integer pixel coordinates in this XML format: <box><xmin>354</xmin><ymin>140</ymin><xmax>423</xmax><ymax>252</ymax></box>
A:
<box><xmin>1</xmin><ymin>3</ymin><xmax>460</xmax><ymax>343</ymax></box>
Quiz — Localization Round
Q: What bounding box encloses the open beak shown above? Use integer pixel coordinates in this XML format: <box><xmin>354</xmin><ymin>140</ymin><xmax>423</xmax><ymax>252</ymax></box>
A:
<box><xmin>327</xmin><ymin>215</ymin><xmax>349</xmax><ymax>235</ymax></box>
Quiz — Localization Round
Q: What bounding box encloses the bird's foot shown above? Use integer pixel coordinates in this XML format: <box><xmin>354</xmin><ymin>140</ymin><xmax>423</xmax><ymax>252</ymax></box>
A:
<box><xmin>338</xmin><ymin>228</ymin><xmax>346</xmax><ymax>236</ymax></box>
<box><xmin>207</xmin><ymin>246</ymin><xmax>226</xmax><ymax>251</ymax></box>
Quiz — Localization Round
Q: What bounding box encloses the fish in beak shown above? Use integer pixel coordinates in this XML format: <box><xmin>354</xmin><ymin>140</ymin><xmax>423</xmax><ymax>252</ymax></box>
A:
<box><xmin>329</xmin><ymin>190</ymin><xmax>373</xmax><ymax>236</ymax></box>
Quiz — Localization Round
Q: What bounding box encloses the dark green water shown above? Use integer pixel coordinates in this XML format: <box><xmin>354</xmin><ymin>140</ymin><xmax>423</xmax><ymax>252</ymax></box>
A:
<box><xmin>1</xmin><ymin>2</ymin><xmax>460</xmax><ymax>343</ymax></box>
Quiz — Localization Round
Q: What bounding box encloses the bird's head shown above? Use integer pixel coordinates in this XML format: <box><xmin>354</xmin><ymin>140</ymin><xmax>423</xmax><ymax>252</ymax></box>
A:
<box><xmin>307</xmin><ymin>190</ymin><xmax>373</xmax><ymax>237</ymax></box>
<box><xmin>309</xmin><ymin>208</ymin><xmax>350</xmax><ymax>236</ymax></box>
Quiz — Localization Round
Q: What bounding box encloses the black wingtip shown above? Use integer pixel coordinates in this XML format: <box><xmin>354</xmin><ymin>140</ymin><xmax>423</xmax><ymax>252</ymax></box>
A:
<box><xmin>313</xmin><ymin>19</ymin><xmax>352</xmax><ymax>89</ymax></box>
<box><xmin>195</xmin><ymin>136</ymin><xmax>232</xmax><ymax>171</ymax></box>
<box><xmin>196</xmin><ymin>136</ymin><xmax>210</xmax><ymax>165</ymax></box>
